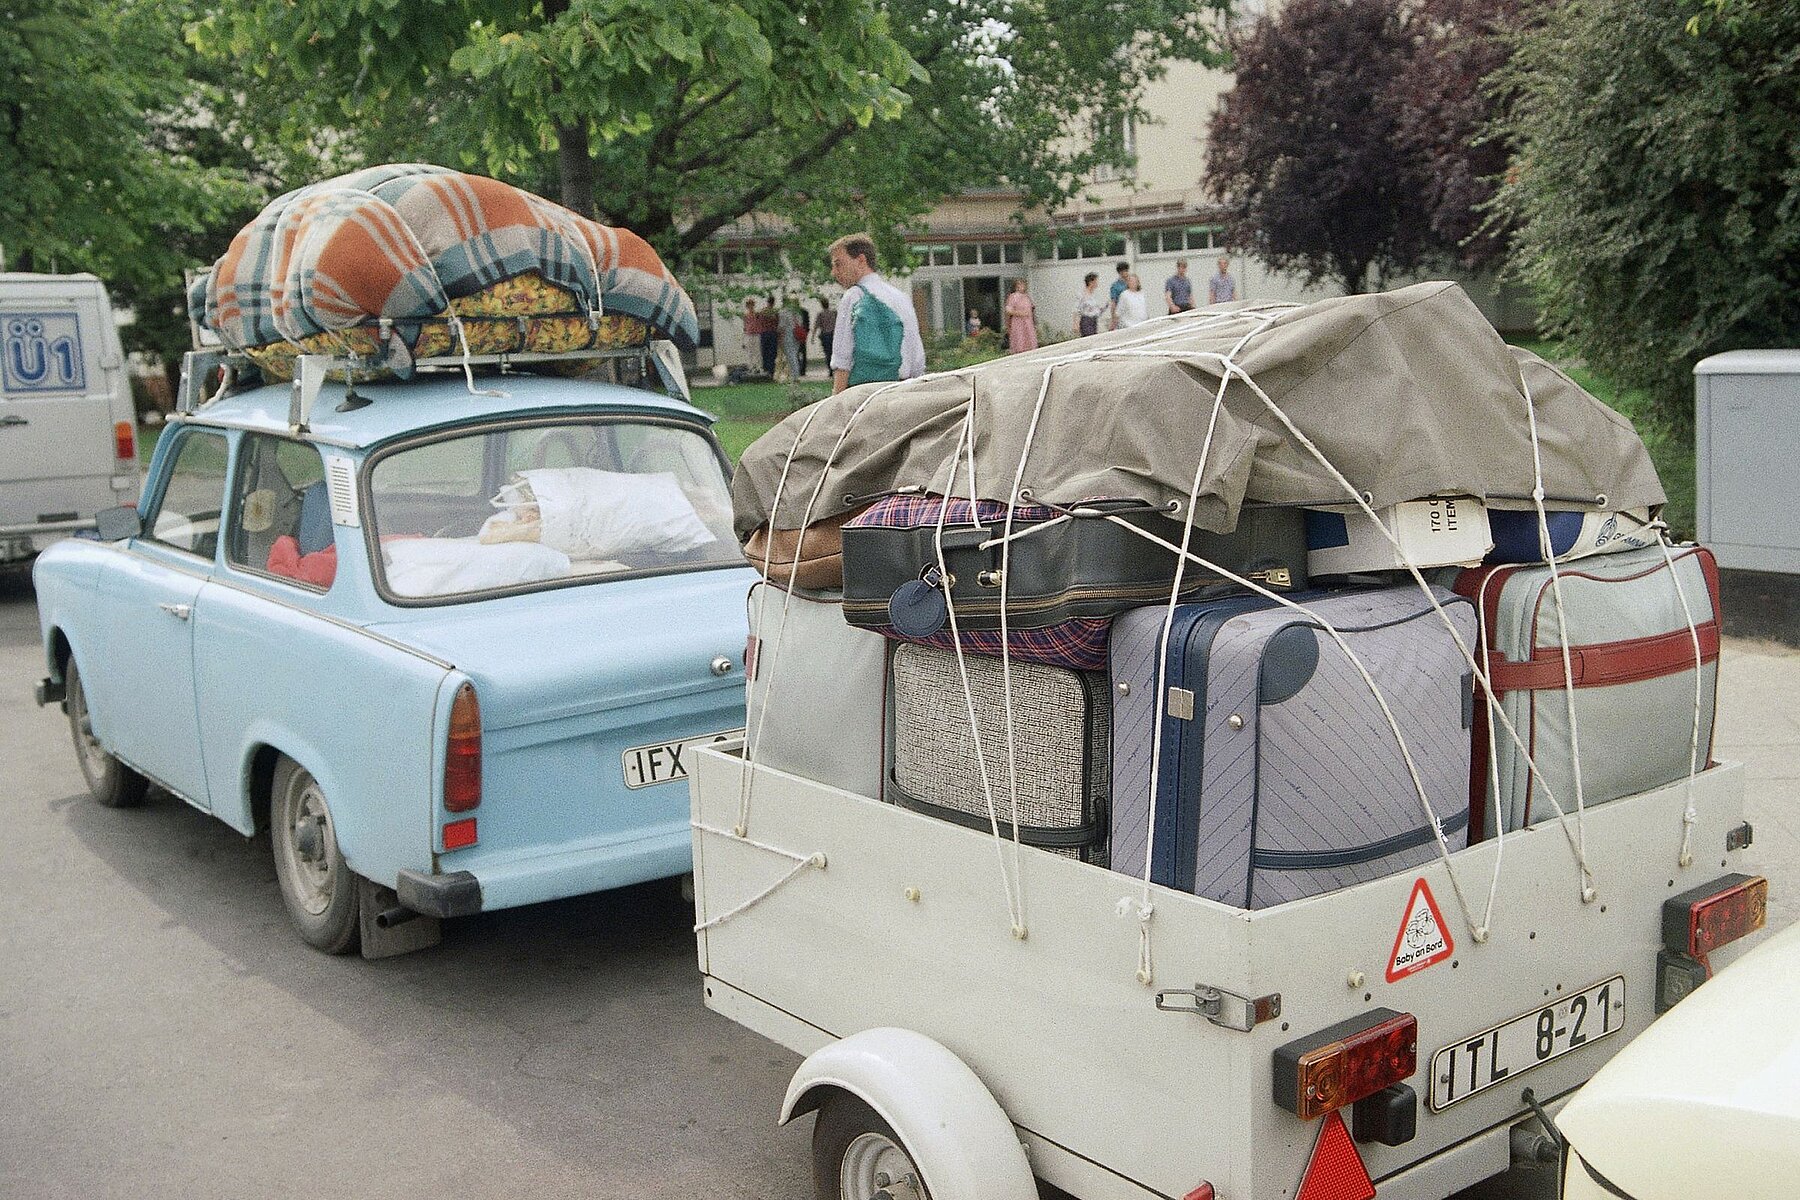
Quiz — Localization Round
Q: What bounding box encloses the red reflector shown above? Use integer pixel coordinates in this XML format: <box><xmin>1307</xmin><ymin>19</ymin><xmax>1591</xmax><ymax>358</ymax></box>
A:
<box><xmin>444</xmin><ymin>682</ymin><xmax>481</xmax><ymax>812</ymax></box>
<box><xmin>1296</xmin><ymin>1111</ymin><xmax>1375</xmax><ymax>1200</ymax></box>
<box><xmin>744</xmin><ymin>634</ymin><xmax>760</xmax><ymax>681</ymax></box>
<box><xmin>442</xmin><ymin>817</ymin><xmax>477</xmax><ymax>850</ymax></box>
<box><xmin>1182</xmin><ymin>1186</ymin><xmax>1216</xmax><ymax>1200</ymax></box>
<box><xmin>1688</xmin><ymin>876</ymin><xmax>1768</xmax><ymax>958</ymax></box>
<box><xmin>114</xmin><ymin>420</ymin><xmax>136</xmax><ymax>461</ymax></box>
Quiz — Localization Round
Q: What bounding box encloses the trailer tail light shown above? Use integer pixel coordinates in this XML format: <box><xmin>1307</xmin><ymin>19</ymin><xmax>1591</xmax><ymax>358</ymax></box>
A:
<box><xmin>444</xmin><ymin>682</ymin><xmax>481</xmax><ymax>813</ymax></box>
<box><xmin>1274</xmin><ymin>1009</ymin><xmax>1417</xmax><ymax>1121</ymax></box>
<box><xmin>442</xmin><ymin>817</ymin><xmax>478</xmax><ymax>850</ymax></box>
<box><xmin>1294</xmin><ymin>1111</ymin><xmax>1374</xmax><ymax>1200</ymax></box>
<box><xmin>114</xmin><ymin>420</ymin><xmax>136</xmax><ymax>461</ymax></box>
<box><xmin>1658</xmin><ymin>873</ymin><xmax>1767</xmax><ymax>1010</ymax></box>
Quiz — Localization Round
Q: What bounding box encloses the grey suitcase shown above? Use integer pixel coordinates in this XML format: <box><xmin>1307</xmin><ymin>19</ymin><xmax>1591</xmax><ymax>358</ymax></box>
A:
<box><xmin>1454</xmin><ymin>544</ymin><xmax>1720</xmax><ymax>837</ymax></box>
<box><xmin>888</xmin><ymin>642</ymin><xmax>1110</xmax><ymax>864</ymax></box>
<box><xmin>1110</xmin><ymin>585</ymin><xmax>1475</xmax><ymax>909</ymax></box>
<box><xmin>746</xmin><ymin>582</ymin><xmax>889</xmax><ymax>798</ymax></box>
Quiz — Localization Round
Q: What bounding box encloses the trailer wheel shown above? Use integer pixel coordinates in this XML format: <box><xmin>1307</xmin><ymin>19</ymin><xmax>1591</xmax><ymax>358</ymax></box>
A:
<box><xmin>813</xmin><ymin>1091</ymin><xmax>932</xmax><ymax>1200</ymax></box>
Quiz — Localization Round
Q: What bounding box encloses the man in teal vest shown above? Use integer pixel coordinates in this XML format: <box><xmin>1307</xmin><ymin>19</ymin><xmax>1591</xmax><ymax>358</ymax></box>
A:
<box><xmin>827</xmin><ymin>233</ymin><xmax>926</xmax><ymax>394</ymax></box>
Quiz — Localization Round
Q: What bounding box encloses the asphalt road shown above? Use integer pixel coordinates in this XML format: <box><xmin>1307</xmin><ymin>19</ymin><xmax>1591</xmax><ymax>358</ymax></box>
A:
<box><xmin>5</xmin><ymin>560</ymin><xmax>1791</xmax><ymax>1200</ymax></box>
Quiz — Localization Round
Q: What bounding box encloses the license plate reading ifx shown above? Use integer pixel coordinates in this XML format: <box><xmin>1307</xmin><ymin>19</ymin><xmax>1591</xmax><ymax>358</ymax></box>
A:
<box><xmin>1429</xmin><ymin>975</ymin><xmax>1624</xmax><ymax>1111</ymax></box>
<box><xmin>621</xmin><ymin>730</ymin><xmax>743</xmax><ymax>790</ymax></box>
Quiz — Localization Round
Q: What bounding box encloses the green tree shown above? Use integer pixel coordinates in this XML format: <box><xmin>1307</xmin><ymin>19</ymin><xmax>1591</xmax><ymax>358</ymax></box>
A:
<box><xmin>1492</xmin><ymin>0</ymin><xmax>1800</xmax><ymax>429</ymax></box>
<box><xmin>195</xmin><ymin>0</ymin><xmax>1231</xmax><ymax>266</ymax></box>
<box><xmin>0</xmin><ymin>0</ymin><xmax>259</xmax><ymax>365</ymax></box>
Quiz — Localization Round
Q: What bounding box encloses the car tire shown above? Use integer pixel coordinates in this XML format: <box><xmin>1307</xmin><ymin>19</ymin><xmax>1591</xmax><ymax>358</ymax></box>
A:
<box><xmin>811</xmin><ymin>1092</ymin><xmax>932</xmax><ymax>1200</ymax></box>
<box><xmin>270</xmin><ymin>757</ymin><xmax>360</xmax><ymax>954</ymax></box>
<box><xmin>65</xmin><ymin>658</ymin><xmax>149</xmax><ymax>809</ymax></box>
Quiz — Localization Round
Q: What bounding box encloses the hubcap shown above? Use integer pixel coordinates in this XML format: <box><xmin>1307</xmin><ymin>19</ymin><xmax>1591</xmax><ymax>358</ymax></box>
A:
<box><xmin>278</xmin><ymin>773</ymin><xmax>337</xmax><ymax>915</ymax></box>
<box><xmin>841</xmin><ymin>1132</ymin><xmax>925</xmax><ymax>1200</ymax></box>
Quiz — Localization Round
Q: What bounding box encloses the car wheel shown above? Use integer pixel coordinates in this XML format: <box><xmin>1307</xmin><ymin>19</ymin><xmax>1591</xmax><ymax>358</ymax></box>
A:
<box><xmin>812</xmin><ymin>1092</ymin><xmax>932</xmax><ymax>1200</ymax></box>
<box><xmin>270</xmin><ymin>757</ymin><xmax>360</xmax><ymax>954</ymax></box>
<box><xmin>64</xmin><ymin>658</ymin><xmax>148</xmax><ymax>809</ymax></box>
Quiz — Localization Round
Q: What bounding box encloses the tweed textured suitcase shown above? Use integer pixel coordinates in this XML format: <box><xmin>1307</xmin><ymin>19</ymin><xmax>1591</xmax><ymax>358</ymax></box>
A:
<box><xmin>840</xmin><ymin>495</ymin><xmax>1307</xmax><ymax>670</ymax></box>
<box><xmin>1109</xmin><ymin>586</ymin><xmax>1476</xmax><ymax>909</ymax></box>
<box><xmin>888</xmin><ymin>642</ymin><xmax>1110</xmax><ymax>864</ymax></box>
<box><xmin>745</xmin><ymin>582</ymin><xmax>888</xmax><ymax>798</ymax></box>
<box><xmin>1454</xmin><ymin>544</ymin><xmax>1720</xmax><ymax>838</ymax></box>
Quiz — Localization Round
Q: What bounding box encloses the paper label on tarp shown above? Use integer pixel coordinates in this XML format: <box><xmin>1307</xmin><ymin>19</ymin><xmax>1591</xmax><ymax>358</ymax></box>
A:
<box><xmin>325</xmin><ymin>455</ymin><xmax>360</xmax><ymax>527</ymax></box>
<box><xmin>1307</xmin><ymin>498</ymin><xmax>1492</xmax><ymax>575</ymax></box>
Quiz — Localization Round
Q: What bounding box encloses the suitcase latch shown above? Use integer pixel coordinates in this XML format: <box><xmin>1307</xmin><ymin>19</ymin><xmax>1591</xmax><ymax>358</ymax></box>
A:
<box><xmin>1155</xmin><ymin>984</ymin><xmax>1282</xmax><ymax>1031</ymax></box>
<box><xmin>1167</xmin><ymin>687</ymin><xmax>1196</xmax><ymax>721</ymax></box>
<box><xmin>1248</xmin><ymin>566</ymin><xmax>1294</xmax><ymax>589</ymax></box>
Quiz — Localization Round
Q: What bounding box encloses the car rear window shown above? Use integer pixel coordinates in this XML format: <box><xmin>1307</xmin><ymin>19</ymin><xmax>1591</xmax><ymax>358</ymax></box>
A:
<box><xmin>365</xmin><ymin>418</ymin><xmax>743</xmax><ymax>602</ymax></box>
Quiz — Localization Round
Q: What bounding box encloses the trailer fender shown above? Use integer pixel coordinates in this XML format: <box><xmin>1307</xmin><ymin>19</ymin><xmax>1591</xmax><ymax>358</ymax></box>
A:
<box><xmin>780</xmin><ymin>1027</ymin><xmax>1036</xmax><ymax>1200</ymax></box>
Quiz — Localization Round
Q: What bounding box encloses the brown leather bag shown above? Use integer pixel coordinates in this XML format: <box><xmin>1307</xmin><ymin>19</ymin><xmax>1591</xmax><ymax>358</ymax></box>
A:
<box><xmin>743</xmin><ymin>506</ymin><xmax>870</xmax><ymax>591</ymax></box>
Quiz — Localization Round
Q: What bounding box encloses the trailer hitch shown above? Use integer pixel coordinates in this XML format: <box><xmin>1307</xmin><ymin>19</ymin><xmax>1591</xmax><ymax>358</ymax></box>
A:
<box><xmin>1155</xmin><ymin>984</ymin><xmax>1282</xmax><ymax>1031</ymax></box>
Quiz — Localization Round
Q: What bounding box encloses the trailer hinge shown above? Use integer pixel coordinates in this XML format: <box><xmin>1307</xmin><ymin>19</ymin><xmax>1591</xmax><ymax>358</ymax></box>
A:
<box><xmin>1155</xmin><ymin>984</ymin><xmax>1281</xmax><ymax>1031</ymax></box>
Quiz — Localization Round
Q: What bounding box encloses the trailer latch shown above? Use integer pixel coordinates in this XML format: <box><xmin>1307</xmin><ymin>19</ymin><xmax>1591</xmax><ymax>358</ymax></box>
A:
<box><xmin>1155</xmin><ymin>984</ymin><xmax>1282</xmax><ymax>1031</ymax></box>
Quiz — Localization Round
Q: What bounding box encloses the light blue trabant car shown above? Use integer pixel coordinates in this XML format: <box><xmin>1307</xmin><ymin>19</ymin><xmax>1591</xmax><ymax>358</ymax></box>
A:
<box><xmin>33</xmin><ymin>367</ymin><xmax>754</xmax><ymax>955</ymax></box>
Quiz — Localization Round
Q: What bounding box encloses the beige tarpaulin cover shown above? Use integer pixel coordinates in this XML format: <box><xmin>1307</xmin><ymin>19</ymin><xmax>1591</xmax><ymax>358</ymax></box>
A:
<box><xmin>732</xmin><ymin>281</ymin><xmax>1664</xmax><ymax>538</ymax></box>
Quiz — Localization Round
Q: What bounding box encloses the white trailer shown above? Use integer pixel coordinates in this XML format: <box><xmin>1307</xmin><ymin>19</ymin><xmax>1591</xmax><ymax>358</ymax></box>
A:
<box><xmin>691</xmin><ymin>744</ymin><xmax>1763</xmax><ymax>1200</ymax></box>
<box><xmin>0</xmin><ymin>273</ymin><xmax>143</xmax><ymax>562</ymax></box>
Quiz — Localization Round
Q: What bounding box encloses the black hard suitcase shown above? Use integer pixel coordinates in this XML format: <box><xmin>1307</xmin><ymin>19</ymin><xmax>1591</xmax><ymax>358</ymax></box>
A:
<box><xmin>887</xmin><ymin>642</ymin><xmax>1111</xmax><ymax>864</ymax></box>
<box><xmin>840</xmin><ymin>494</ymin><xmax>1308</xmax><ymax>635</ymax></box>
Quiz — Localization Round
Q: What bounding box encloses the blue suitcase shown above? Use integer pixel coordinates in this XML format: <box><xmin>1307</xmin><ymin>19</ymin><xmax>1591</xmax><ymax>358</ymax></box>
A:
<box><xmin>1109</xmin><ymin>585</ymin><xmax>1477</xmax><ymax>909</ymax></box>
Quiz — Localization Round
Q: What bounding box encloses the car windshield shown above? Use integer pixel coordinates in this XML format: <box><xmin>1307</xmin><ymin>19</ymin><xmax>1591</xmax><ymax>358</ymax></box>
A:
<box><xmin>366</xmin><ymin>418</ymin><xmax>743</xmax><ymax>601</ymax></box>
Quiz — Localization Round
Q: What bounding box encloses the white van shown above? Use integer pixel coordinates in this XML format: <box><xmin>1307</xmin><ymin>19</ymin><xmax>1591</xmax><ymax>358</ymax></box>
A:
<box><xmin>0</xmin><ymin>273</ymin><xmax>143</xmax><ymax>562</ymax></box>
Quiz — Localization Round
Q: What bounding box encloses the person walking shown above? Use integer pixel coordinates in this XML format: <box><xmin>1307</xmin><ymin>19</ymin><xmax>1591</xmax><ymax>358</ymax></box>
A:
<box><xmin>1163</xmin><ymin>258</ymin><xmax>1195</xmax><ymax>314</ymax></box>
<box><xmin>1207</xmin><ymin>256</ymin><xmax>1238</xmax><ymax>304</ymax></box>
<box><xmin>827</xmin><ymin>233</ymin><xmax>925</xmax><ymax>394</ymax></box>
<box><xmin>1073</xmin><ymin>272</ymin><xmax>1108</xmax><ymax>337</ymax></box>
<box><xmin>755</xmin><ymin>296</ymin><xmax>780</xmax><ymax>375</ymax></box>
<box><xmin>1003</xmin><ymin>279</ymin><xmax>1038</xmax><ymax>354</ymax></box>
<box><xmin>1108</xmin><ymin>260</ymin><xmax>1131</xmax><ymax>329</ymax></box>
<box><xmin>1115</xmin><ymin>273</ymin><xmax>1149</xmax><ymax>328</ymax></box>
<box><xmin>795</xmin><ymin>304</ymin><xmax>811</xmax><ymax>377</ymax></box>
<box><xmin>817</xmin><ymin>299</ymin><xmax>837</xmax><ymax>365</ymax></box>
<box><xmin>776</xmin><ymin>298</ymin><xmax>803</xmax><ymax>381</ymax></box>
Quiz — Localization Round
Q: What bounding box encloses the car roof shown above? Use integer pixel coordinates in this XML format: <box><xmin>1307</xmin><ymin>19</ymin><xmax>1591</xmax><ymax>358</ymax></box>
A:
<box><xmin>181</xmin><ymin>372</ymin><xmax>714</xmax><ymax>451</ymax></box>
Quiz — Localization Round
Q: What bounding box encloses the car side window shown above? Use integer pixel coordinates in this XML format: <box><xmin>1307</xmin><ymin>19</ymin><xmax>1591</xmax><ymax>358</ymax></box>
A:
<box><xmin>146</xmin><ymin>430</ymin><xmax>230</xmax><ymax>559</ymax></box>
<box><xmin>227</xmin><ymin>433</ymin><xmax>335</xmax><ymax>589</ymax></box>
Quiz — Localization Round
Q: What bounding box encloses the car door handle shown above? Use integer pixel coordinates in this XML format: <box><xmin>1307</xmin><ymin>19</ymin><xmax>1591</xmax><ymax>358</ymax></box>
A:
<box><xmin>157</xmin><ymin>602</ymin><xmax>192</xmax><ymax>620</ymax></box>
<box><xmin>0</xmin><ymin>414</ymin><xmax>27</xmax><ymax>428</ymax></box>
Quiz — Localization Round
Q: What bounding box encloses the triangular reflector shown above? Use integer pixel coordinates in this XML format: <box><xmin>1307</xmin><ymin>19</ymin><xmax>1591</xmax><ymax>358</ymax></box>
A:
<box><xmin>1295</xmin><ymin>1111</ymin><xmax>1375</xmax><ymax>1200</ymax></box>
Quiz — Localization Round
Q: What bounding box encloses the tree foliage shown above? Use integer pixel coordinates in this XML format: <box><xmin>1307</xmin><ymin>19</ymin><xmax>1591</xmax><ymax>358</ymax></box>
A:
<box><xmin>1206</xmin><ymin>0</ymin><xmax>1432</xmax><ymax>295</ymax></box>
<box><xmin>1492</xmin><ymin>0</ymin><xmax>1800</xmax><ymax>428</ymax></box>
<box><xmin>0</xmin><ymin>0</ymin><xmax>259</xmax><ymax>362</ymax></box>
<box><xmin>195</xmin><ymin>0</ymin><xmax>1232</xmax><ymax>268</ymax></box>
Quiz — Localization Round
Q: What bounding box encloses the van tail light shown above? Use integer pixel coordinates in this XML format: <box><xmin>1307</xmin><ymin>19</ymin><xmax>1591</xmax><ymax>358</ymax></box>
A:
<box><xmin>1181</xmin><ymin>1186</ymin><xmax>1215</xmax><ymax>1200</ymax></box>
<box><xmin>114</xmin><ymin>420</ymin><xmax>136</xmax><ymax>461</ymax></box>
<box><xmin>1295</xmin><ymin>1112</ymin><xmax>1375</xmax><ymax>1200</ymax></box>
<box><xmin>444</xmin><ymin>682</ymin><xmax>482</xmax><ymax>814</ymax></box>
<box><xmin>1658</xmin><ymin>873</ymin><xmax>1767</xmax><ymax>1009</ymax></box>
<box><xmin>1274</xmin><ymin>1009</ymin><xmax>1418</xmax><ymax>1121</ymax></box>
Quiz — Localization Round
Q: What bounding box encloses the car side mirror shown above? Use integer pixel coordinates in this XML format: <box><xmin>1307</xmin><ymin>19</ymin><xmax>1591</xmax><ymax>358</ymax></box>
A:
<box><xmin>94</xmin><ymin>506</ymin><xmax>142</xmax><ymax>542</ymax></box>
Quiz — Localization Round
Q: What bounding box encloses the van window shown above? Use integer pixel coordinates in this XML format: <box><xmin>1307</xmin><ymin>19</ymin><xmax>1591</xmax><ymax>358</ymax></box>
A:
<box><xmin>227</xmin><ymin>434</ymin><xmax>334</xmax><ymax>589</ymax></box>
<box><xmin>146</xmin><ymin>430</ymin><xmax>229</xmax><ymax>559</ymax></box>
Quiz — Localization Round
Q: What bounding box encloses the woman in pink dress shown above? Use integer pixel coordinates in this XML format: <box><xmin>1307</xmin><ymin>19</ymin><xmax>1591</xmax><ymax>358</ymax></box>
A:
<box><xmin>1003</xmin><ymin>279</ymin><xmax>1038</xmax><ymax>353</ymax></box>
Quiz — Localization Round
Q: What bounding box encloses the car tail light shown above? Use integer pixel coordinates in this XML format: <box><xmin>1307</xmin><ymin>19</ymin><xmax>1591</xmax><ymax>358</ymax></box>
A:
<box><xmin>442</xmin><ymin>817</ymin><xmax>478</xmax><ymax>850</ymax></box>
<box><xmin>1295</xmin><ymin>1111</ymin><xmax>1375</xmax><ymax>1200</ymax></box>
<box><xmin>1665</xmin><ymin>873</ymin><xmax>1767</xmax><ymax>959</ymax></box>
<box><xmin>444</xmin><ymin>682</ymin><xmax>481</xmax><ymax>813</ymax></box>
<box><xmin>1274</xmin><ymin>1009</ymin><xmax>1417</xmax><ymax>1121</ymax></box>
<box><xmin>114</xmin><ymin>420</ymin><xmax>136</xmax><ymax>461</ymax></box>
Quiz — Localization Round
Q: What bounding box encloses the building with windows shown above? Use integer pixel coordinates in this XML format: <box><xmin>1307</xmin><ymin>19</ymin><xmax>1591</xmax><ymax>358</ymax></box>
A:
<box><xmin>693</xmin><ymin>50</ymin><xmax>1528</xmax><ymax>371</ymax></box>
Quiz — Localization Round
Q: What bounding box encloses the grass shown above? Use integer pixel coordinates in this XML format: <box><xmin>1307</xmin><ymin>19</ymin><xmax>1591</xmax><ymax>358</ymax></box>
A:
<box><xmin>691</xmin><ymin>379</ymin><xmax>829</xmax><ymax>461</ymax></box>
<box><xmin>1513</xmin><ymin>339</ymin><xmax>1695</xmax><ymax>539</ymax></box>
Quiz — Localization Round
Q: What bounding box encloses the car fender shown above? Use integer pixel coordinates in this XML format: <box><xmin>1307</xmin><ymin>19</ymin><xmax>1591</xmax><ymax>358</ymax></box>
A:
<box><xmin>780</xmin><ymin>1028</ymin><xmax>1036</xmax><ymax>1200</ymax></box>
<box><xmin>229</xmin><ymin>725</ymin><xmax>406</xmax><ymax>886</ymax></box>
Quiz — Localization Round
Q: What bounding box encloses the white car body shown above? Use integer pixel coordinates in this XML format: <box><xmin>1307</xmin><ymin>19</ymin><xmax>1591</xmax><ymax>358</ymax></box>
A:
<box><xmin>0</xmin><ymin>273</ymin><xmax>143</xmax><ymax>561</ymax></box>
<box><xmin>1560</xmin><ymin>918</ymin><xmax>1800</xmax><ymax>1200</ymax></box>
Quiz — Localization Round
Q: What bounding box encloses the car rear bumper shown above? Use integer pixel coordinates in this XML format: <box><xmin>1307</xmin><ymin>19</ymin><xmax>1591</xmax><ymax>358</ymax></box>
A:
<box><xmin>396</xmin><ymin>869</ymin><xmax>483</xmax><ymax>918</ymax></box>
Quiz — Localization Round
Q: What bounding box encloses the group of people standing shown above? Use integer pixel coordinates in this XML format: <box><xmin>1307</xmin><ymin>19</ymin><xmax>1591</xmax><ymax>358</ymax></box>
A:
<box><xmin>742</xmin><ymin>295</ymin><xmax>829</xmax><ymax>382</ymax></box>
<box><xmin>1072</xmin><ymin>255</ymin><xmax>1237</xmax><ymax>337</ymax></box>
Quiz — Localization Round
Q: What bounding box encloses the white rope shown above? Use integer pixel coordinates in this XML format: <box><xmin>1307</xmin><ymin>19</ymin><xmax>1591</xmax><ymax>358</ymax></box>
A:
<box><xmin>690</xmin><ymin>821</ymin><xmax>826</xmax><ymax>931</ymax></box>
<box><xmin>1653</xmin><ymin>534</ymin><xmax>1709</xmax><ymax>868</ymax></box>
<box><xmin>449</xmin><ymin>315</ymin><xmax>509</xmax><ymax>398</ymax></box>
